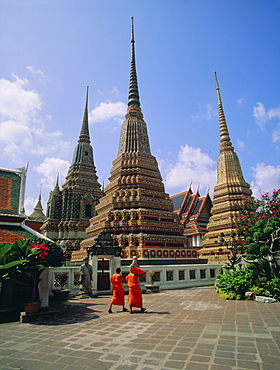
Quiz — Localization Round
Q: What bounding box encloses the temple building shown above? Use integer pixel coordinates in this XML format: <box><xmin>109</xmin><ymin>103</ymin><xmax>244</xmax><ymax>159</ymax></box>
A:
<box><xmin>199</xmin><ymin>73</ymin><xmax>252</xmax><ymax>263</ymax></box>
<box><xmin>71</xmin><ymin>18</ymin><xmax>199</xmax><ymax>264</ymax></box>
<box><xmin>41</xmin><ymin>88</ymin><xmax>104</xmax><ymax>259</ymax></box>
<box><xmin>171</xmin><ymin>187</ymin><xmax>212</xmax><ymax>250</ymax></box>
<box><xmin>25</xmin><ymin>191</ymin><xmax>47</xmax><ymax>233</ymax></box>
<box><xmin>0</xmin><ymin>165</ymin><xmax>49</xmax><ymax>243</ymax></box>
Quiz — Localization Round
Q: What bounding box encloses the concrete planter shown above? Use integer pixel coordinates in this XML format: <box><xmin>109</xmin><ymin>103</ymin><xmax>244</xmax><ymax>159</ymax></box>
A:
<box><xmin>145</xmin><ymin>284</ymin><xmax>160</xmax><ymax>293</ymax></box>
<box><xmin>51</xmin><ymin>289</ymin><xmax>70</xmax><ymax>300</ymax></box>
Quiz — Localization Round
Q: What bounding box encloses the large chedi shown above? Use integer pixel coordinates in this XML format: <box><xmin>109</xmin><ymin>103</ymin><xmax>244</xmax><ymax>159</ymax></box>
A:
<box><xmin>41</xmin><ymin>88</ymin><xmax>103</xmax><ymax>259</ymax></box>
<box><xmin>71</xmin><ymin>18</ymin><xmax>197</xmax><ymax>263</ymax></box>
<box><xmin>200</xmin><ymin>73</ymin><xmax>252</xmax><ymax>263</ymax></box>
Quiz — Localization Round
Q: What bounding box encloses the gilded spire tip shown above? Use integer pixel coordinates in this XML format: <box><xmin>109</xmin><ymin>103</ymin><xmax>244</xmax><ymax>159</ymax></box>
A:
<box><xmin>131</xmin><ymin>16</ymin><xmax>135</xmax><ymax>43</ymax></box>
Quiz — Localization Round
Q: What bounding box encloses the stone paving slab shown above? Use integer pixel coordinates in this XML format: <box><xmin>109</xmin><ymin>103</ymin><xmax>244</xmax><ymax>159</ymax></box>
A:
<box><xmin>0</xmin><ymin>286</ymin><xmax>279</xmax><ymax>369</ymax></box>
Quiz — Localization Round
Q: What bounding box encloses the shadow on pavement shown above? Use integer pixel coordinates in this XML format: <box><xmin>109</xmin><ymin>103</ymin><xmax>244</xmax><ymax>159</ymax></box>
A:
<box><xmin>30</xmin><ymin>300</ymin><xmax>100</xmax><ymax>326</ymax></box>
<box><xmin>130</xmin><ymin>311</ymin><xmax>171</xmax><ymax>315</ymax></box>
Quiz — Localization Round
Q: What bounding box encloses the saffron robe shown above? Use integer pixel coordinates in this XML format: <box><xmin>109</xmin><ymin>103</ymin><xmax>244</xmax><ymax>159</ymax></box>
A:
<box><xmin>110</xmin><ymin>273</ymin><xmax>125</xmax><ymax>306</ymax></box>
<box><xmin>126</xmin><ymin>273</ymin><xmax>143</xmax><ymax>308</ymax></box>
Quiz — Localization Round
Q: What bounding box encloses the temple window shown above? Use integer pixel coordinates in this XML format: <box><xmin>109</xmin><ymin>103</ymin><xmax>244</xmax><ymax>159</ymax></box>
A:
<box><xmin>210</xmin><ymin>268</ymin><xmax>216</xmax><ymax>278</ymax></box>
<box><xmin>166</xmin><ymin>270</ymin><xmax>174</xmax><ymax>281</ymax></box>
<box><xmin>189</xmin><ymin>270</ymin><xmax>196</xmax><ymax>280</ymax></box>
<box><xmin>200</xmin><ymin>269</ymin><xmax>206</xmax><ymax>279</ymax></box>
<box><xmin>179</xmin><ymin>270</ymin><xmax>185</xmax><ymax>280</ymax></box>
<box><xmin>85</xmin><ymin>204</ymin><xmax>92</xmax><ymax>218</ymax></box>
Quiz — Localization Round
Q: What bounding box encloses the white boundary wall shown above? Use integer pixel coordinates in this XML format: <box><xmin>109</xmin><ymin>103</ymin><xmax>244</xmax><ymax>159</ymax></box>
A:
<box><xmin>48</xmin><ymin>263</ymin><xmax>222</xmax><ymax>297</ymax></box>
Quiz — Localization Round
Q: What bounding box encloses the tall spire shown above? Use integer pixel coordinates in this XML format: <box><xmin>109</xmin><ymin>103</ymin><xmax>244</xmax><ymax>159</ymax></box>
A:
<box><xmin>53</xmin><ymin>173</ymin><xmax>60</xmax><ymax>195</ymax></box>
<box><xmin>118</xmin><ymin>17</ymin><xmax>150</xmax><ymax>155</ymax></box>
<box><xmin>27</xmin><ymin>188</ymin><xmax>46</xmax><ymax>221</ymax></box>
<box><xmin>73</xmin><ymin>16</ymin><xmax>193</xmax><ymax>265</ymax></box>
<box><xmin>128</xmin><ymin>17</ymin><xmax>140</xmax><ymax>108</ymax></box>
<box><xmin>72</xmin><ymin>87</ymin><xmax>94</xmax><ymax>164</ymax></box>
<box><xmin>214</xmin><ymin>72</ymin><xmax>233</xmax><ymax>153</ymax></box>
<box><xmin>200</xmin><ymin>73</ymin><xmax>252</xmax><ymax>262</ymax></box>
<box><xmin>79</xmin><ymin>86</ymin><xmax>90</xmax><ymax>143</ymax></box>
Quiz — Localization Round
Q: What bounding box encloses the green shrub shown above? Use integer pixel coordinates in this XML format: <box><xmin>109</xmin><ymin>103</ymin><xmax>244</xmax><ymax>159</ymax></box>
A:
<box><xmin>219</xmin><ymin>291</ymin><xmax>242</xmax><ymax>300</ymax></box>
<box><xmin>216</xmin><ymin>269</ymin><xmax>255</xmax><ymax>297</ymax></box>
<box><xmin>217</xmin><ymin>271</ymin><xmax>280</xmax><ymax>301</ymax></box>
<box><xmin>250</xmin><ymin>286</ymin><xmax>272</xmax><ymax>297</ymax></box>
<box><xmin>252</xmin><ymin>277</ymin><xmax>280</xmax><ymax>300</ymax></box>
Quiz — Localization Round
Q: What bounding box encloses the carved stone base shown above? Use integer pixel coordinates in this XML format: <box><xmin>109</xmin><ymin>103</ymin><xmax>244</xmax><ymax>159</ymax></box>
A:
<box><xmin>144</xmin><ymin>284</ymin><xmax>160</xmax><ymax>293</ymax></box>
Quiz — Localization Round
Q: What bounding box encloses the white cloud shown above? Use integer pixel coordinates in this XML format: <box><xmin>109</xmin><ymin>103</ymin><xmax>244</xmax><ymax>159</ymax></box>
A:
<box><xmin>24</xmin><ymin>196</ymin><xmax>36</xmax><ymax>216</ymax></box>
<box><xmin>237</xmin><ymin>96</ymin><xmax>246</xmax><ymax>106</ymax></box>
<box><xmin>89</xmin><ymin>101</ymin><xmax>126</xmax><ymax>123</ymax></box>
<box><xmin>35</xmin><ymin>157</ymin><xmax>70</xmax><ymax>190</ymax></box>
<box><xmin>111</xmin><ymin>86</ymin><xmax>120</xmax><ymax>95</ymax></box>
<box><xmin>237</xmin><ymin>138</ymin><xmax>245</xmax><ymax>150</ymax></box>
<box><xmin>268</xmin><ymin>107</ymin><xmax>280</xmax><ymax>120</ymax></box>
<box><xmin>0</xmin><ymin>75</ymin><xmax>41</xmax><ymax>121</ymax></box>
<box><xmin>0</xmin><ymin>75</ymin><xmax>70</xmax><ymax>163</ymax></box>
<box><xmin>164</xmin><ymin>144</ymin><xmax>217</xmax><ymax>194</ymax></box>
<box><xmin>191</xmin><ymin>104</ymin><xmax>216</xmax><ymax>122</ymax></box>
<box><xmin>253</xmin><ymin>102</ymin><xmax>280</xmax><ymax>128</ymax></box>
<box><xmin>251</xmin><ymin>162</ymin><xmax>280</xmax><ymax>197</ymax></box>
<box><xmin>26</xmin><ymin>66</ymin><xmax>48</xmax><ymax>80</ymax></box>
<box><xmin>272</xmin><ymin>126</ymin><xmax>280</xmax><ymax>142</ymax></box>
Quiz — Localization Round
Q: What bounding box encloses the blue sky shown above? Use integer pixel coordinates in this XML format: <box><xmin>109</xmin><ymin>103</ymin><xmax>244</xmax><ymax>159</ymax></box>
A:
<box><xmin>1</xmin><ymin>0</ymin><xmax>280</xmax><ymax>215</ymax></box>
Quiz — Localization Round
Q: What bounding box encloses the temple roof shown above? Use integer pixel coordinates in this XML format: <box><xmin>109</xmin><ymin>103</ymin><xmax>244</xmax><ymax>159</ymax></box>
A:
<box><xmin>0</xmin><ymin>215</ymin><xmax>51</xmax><ymax>244</ymax></box>
<box><xmin>170</xmin><ymin>188</ymin><xmax>212</xmax><ymax>236</ymax></box>
<box><xmin>27</xmin><ymin>191</ymin><xmax>46</xmax><ymax>222</ymax></box>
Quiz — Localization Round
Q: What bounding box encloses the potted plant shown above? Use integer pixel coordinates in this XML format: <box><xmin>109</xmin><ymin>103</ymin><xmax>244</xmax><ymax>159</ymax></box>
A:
<box><xmin>51</xmin><ymin>273</ymin><xmax>70</xmax><ymax>300</ymax></box>
<box><xmin>144</xmin><ymin>271</ymin><xmax>160</xmax><ymax>293</ymax></box>
<box><xmin>0</xmin><ymin>238</ymin><xmax>63</xmax><ymax>314</ymax></box>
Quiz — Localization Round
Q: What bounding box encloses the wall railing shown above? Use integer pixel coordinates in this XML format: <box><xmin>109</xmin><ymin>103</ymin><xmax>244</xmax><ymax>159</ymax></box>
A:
<box><xmin>48</xmin><ymin>263</ymin><xmax>222</xmax><ymax>296</ymax></box>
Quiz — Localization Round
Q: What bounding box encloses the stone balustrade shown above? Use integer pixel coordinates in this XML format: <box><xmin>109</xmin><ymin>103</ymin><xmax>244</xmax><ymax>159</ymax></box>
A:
<box><xmin>47</xmin><ymin>263</ymin><xmax>222</xmax><ymax>299</ymax></box>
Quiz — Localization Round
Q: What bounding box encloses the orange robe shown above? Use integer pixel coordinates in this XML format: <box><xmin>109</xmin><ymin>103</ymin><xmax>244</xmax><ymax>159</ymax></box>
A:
<box><xmin>110</xmin><ymin>273</ymin><xmax>125</xmax><ymax>306</ymax></box>
<box><xmin>126</xmin><ymin>273</ymin><xmax>143</xmax><ymax>308</ymax></box>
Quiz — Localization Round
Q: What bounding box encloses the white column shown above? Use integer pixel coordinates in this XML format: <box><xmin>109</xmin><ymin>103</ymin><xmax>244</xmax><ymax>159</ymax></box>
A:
<box><xmin>90</xmin><ymin>255</ymin><xmax>98</xmax><ymax>297</ymax></box>
<box><xmin>38</xmin><ymin>268</ymin><xmax>49</xmax><ymax>307</ymax></box>
<box><xmin>110</xmin><ymin>256</ymin><xmax>121</xmax><ymax>276</ymax></box>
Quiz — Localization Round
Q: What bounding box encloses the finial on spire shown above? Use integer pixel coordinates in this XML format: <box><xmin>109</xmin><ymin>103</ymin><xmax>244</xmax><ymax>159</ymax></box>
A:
<box><xmin>86</xmin><ymin>85</ymin><xmax>89</xmax><ymax>109</ymax></box>
<box><xmin>131</xmin><ymin>16</ymin><xmax>134</xmax><ymax>43</ymax></box>
<box><xmin>39</xmin><ymin>184</ymin><xmax>42</xmax><ymax>200</ymax></box>
<box><xmin>128</xmin><ymin>17</ymin><xmax>140</xmax><ymax>108</ymax></box>
<box><xmin>214</xmin><ymin>72</ymin><xmax>233</xmax><ymax>151</ymax></box>
<box><xmin>79</xmin><ymin>86</ymin><xmax>90</xmax><ymax>143</ymax></box>
<box><xmin>214</xmin><ymin>71</ymin><xmax>222</xmax><ymax>106</ymax></box>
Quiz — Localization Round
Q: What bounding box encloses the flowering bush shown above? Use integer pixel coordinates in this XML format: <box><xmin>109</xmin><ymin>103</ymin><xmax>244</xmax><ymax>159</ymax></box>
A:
<box><xmin>0</xmin><ymin>238</ymin><xmax>63</xmax><ymax>303</ymax></box>
<box><xmin>216</xmin><ymin>190</ymin><xmax>280</xmax><ymax>300</ymax></box>
<box><xmin>235</xmin><ymin>189</ymin><xmax>280</xmax><ymax>279</ymax></box>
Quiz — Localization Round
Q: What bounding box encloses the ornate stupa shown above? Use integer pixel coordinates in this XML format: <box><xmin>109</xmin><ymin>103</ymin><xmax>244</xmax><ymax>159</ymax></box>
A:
<box><xmin>199</xmin><ymin>72</ymin><xmax>252</xmax><ymax>263</ymax></box>
<box><xmin>27</xmin><ymin>190</ymin><xmax>46</xmax><ymax>222</ymax></box>
<box><xmin>41</xmin><ymin>88</ymin><xmax>104</xmax><ymax>259</ymax></box>
<box><xmin>71</xmin><ymin>18</ymin><xmax>198</xmax><ymax>263</ymax></box>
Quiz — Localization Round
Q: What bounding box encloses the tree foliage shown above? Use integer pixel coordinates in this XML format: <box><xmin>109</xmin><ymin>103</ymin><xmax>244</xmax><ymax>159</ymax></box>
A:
<box><xmin>217</xmin><ymin>189</ymin><xmax>280</xmax><ymax>300</ymax></box>
<box><xmin>235</xmin><ymin>189</ymin><xmax>280</xmax><ymax>279</ymax></box>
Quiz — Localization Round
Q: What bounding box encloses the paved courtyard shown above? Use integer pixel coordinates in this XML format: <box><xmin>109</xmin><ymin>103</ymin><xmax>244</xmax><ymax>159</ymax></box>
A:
<box><xmin>0</xmin><ymin>286</ymin><xmax>279</xmax><ymax>370</ymax></box>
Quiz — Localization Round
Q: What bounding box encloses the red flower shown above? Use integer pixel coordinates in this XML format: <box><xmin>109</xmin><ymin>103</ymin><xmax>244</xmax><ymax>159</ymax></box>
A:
<box><xmin>30</xmin><ymin>244</ymin><xmax>50</xmax><ymax>259</ymax></box>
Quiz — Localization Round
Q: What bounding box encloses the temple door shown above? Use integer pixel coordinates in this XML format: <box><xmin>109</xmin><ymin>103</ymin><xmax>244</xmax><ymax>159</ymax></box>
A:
<box><xmin>97</xmin><ymin>258</ymin><xmax>110</xmax><ymax>290</ymax></box>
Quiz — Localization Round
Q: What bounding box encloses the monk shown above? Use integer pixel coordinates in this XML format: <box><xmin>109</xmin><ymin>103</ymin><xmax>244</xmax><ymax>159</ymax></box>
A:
<box><xmin>108</xmin><ymin>268</ymin><xmax>128</xmax><ymax>313</ymax></box>
<box><xmin>126</xmin><ymin>267</ymin><xmax>146</xmax><ymax>314</ymax></box>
